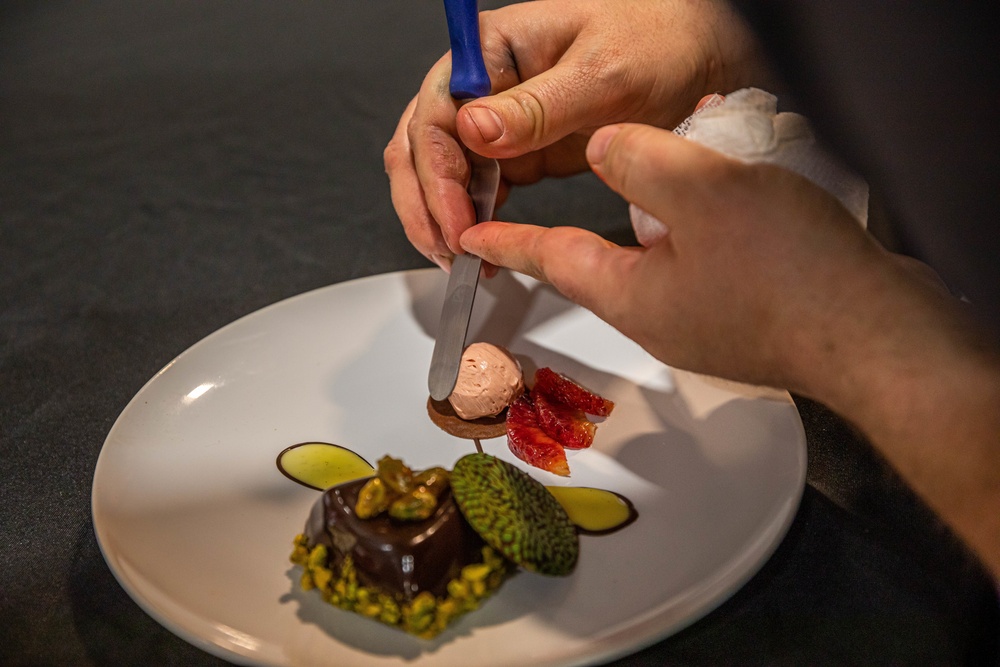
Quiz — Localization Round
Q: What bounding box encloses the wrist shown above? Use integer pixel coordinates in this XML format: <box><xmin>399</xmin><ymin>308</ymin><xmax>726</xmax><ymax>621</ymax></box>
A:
<box><xmin>784</xmin><ymin>254</ymin><xmax>1000</xmax><ymax>576</ymax></box>
<box><xmin>798</xmin><ymin>262</ymin><xmax>997</xmax><ymax>443</ymax></box>
<box><xmin>698</xmin><ymin>0</ymin><xmax>775</xmax><ymax>96</ymax></box>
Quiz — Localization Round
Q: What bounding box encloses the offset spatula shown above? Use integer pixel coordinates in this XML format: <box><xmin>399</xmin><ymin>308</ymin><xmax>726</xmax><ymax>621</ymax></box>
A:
<box><xmin>428</xmin><ymin>0</ymin><xmax>500</xmax><ymax>401</ymax></box>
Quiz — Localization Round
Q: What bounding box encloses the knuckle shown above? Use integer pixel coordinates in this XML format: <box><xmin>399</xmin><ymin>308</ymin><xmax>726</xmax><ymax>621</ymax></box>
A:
<box><xmin>534</xmin><ymin>227</ymin><xmax>586</xmax><ymax>294</ymax></box>
<box><xmin>415</xmin><ymin>124</ymin><xmax>468</xmax><ymax>181</ymax></box>
<box><xmin>382</xmin><ymin>139</ymin><xmax>406</xmax><ymax>172</ymax></box>
<box><xmin>506</xmin><ymin>88</ymin><xmax>549</xmax><ymax>146</ymax></box>
<box><xmin>605</xmin><ymin>128</ymin><xmax>643</xmax><ymax>193</ymax></box>
<box><xmin>573</xmin><ymin>49</ymin><xmax>646</xmax><ymax>118</ymax></box>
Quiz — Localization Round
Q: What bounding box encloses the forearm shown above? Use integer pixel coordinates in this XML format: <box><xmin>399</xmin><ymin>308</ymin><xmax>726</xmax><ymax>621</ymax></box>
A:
<box><xmin>793</xmin><ymin>256</ymin><xmax>1000</xmax><ymax>578</ymax></box>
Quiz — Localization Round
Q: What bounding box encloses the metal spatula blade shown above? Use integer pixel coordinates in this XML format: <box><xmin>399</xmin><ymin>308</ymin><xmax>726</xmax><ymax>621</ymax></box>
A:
<box><xmin>427</xmin><ymin>0</ymin><xmax>499</xmax><ymax>401</ymax></box>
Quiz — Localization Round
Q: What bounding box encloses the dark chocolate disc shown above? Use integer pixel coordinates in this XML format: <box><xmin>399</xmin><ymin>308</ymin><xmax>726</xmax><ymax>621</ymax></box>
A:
<box><xmin>427</xmin><ymin>396</ymin><xmax>507</xmax><ymax>440</ymax></box>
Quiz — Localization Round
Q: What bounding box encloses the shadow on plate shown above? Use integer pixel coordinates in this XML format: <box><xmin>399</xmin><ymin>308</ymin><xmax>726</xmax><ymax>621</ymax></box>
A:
<box><xmin>404</xmin><ymin>267</ymin><xmax>575</xmax><ymax>347</ymax></box>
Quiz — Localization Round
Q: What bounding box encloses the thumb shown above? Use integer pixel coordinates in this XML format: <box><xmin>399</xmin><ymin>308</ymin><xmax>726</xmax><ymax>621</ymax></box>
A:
<box><xmin>586</xmin><ymin>123</ymin><xmax>722</xmax><ymax>227</ymax></box>
<box><xmin>456</xmin><ymin>61</ymin><xmax>620</xmax><ymax>158</ymax></box>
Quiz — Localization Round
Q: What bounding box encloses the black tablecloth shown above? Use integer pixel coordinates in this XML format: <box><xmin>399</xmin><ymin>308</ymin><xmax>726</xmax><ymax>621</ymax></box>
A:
<box><xmin>2</xmin><ymin>2</ymin><xmax>997</xmax><ymax>665</ymax></box>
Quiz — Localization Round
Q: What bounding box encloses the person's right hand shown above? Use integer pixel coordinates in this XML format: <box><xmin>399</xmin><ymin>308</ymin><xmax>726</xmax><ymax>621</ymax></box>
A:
<box><xmin>384</xmin><ymin>0</ymin><xmax>764</xmax><ymax>270</ymax></box>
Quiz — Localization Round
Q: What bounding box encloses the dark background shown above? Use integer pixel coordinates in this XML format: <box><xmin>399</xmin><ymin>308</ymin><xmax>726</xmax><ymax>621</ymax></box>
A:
<box><xmin>2</xmin><ymin>2</ymin><xmax>997</xmax><ymax>665</ymax></box>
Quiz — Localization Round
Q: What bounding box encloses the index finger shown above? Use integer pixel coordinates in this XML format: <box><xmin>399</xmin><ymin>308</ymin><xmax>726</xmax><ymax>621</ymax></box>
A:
<box><xmin>460</xmin><ymin>221</ymin><xmax>642</xmax><ymax>320</ymax></box>
<box><xmin>385</xmin><ymin>95</ymin><xmax>454</xmax><ymax>267</ymax></box>
<box><xmin>408</xmin><ymin>54</ymin><xmax>478</xmax><ymax>254</ymax></box>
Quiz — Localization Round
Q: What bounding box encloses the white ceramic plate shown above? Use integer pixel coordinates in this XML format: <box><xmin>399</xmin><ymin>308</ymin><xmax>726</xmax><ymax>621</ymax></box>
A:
<box><xmin>92</xmin><ymin>269</ymin><xmax>806</xmax><ymax>667</ymax></box>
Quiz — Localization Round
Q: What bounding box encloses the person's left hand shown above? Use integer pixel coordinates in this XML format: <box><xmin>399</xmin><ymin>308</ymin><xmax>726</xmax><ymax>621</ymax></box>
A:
<box><xmin>384</xmin><ymin>0</ymin><xmax>762</xmax><ymax>270</ymax></box>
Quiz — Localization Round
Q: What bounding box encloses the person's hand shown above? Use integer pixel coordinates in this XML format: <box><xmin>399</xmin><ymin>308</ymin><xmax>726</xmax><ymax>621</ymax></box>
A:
<box><xmin>462</xmin><ymin>122</ymin><xmax>903</xmax><ymax>394</ymax></box>
<box><xmin>461</xmin><ymin>122</ymin><xmax>985</xmax><ymax>401</ymax></box>
<box><xmin>384</xmin><ymin>0</ymin><xmax>763</xmax><ymax>270</ymax></box>
<box><xmin>462</xmin><ymin>123</ymin><xmax>1000</xmax><ymax>578</ymax></box>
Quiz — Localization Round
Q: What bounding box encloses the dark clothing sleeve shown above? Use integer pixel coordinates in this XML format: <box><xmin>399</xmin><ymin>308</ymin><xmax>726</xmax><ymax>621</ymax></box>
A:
<box><xmin>733</xmin><ymin>1</ymin><xmax>1000</xmax><ymax>338</ymax></box>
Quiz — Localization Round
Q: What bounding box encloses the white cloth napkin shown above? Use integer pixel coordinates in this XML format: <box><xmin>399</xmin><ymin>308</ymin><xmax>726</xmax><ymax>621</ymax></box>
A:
<box><xmin>629</xmin><ymin>88</ymin><xmax>869</xmax><ymax>247</ymax></box>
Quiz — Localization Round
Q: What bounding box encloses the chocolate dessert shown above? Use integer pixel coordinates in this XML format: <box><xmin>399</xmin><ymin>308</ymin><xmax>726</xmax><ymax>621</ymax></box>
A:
<box><xmin>301</xmin><ymin>478</ymin><xmax>488</xmax><ymax>600</ymax></box>
<box><xmin>290</xmin><ymin>459</ymin><xmax>511</xmax><ymax>638</ymax></box>
<box><xmin>288</xmin><ymin>454</ymin><xmax>596</xmax><ymax>638</ymax></box>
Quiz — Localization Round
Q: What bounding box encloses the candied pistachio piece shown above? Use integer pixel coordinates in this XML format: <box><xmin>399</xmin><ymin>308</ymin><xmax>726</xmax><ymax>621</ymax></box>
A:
<box><xmin>402</xmin><ymin>590</ymin><xmax>437</xmax><ymax>634</ymax></box>
<box><xmin>355</xmin><ymin>477</ymin><xmax>391</xmax><ymax>519</ymax></box>
<box><xmin>413</xmin><ymin>466</ymin><xmax>450</xmax><ymax>497</ymax></box>
<box><xmin>388</xmin><ymin>486</ymin><xmax>438</xmax><ymax>521</ymax></box>
<box><xmin>290</xmin><ymin>533</ymin><xmax>311</xmax><ymax>565</ymax></box>
<box><xmin>354</xmin><ymin>458</ymin><xmax>453</xmax><ymax>521</ymax></box>
<box><xmin>377</xmin><ymin>456</ymin><xmax>415</xmax><ymax>494</ymax></box>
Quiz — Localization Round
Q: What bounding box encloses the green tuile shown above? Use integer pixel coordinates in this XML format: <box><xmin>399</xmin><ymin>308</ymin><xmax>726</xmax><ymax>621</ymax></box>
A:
<box><xmin>451</xmin><ymin>453</ymin><xmax>579</xmax><ymax>576</ymax></box>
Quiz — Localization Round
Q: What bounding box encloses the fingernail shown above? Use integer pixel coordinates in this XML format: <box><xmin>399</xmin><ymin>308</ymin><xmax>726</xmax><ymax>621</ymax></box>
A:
<box><xmin>430</xmin><ymin>253</ymin><xmax>453</xmax><ymax>273</ymax></box>
<box><xmin>466</xmin><ymin>106</ymin><xmax>504</xmax><ymax>143</ymax></box>
<box><xmin>586</xmin><ymin>124</ymin><xmax>622</xmax><ymax>166</ymax></box>
<box><xmin>694</xmin><ymin>93</ymin><xmax>725</xmax><ymax>112</ymax></box>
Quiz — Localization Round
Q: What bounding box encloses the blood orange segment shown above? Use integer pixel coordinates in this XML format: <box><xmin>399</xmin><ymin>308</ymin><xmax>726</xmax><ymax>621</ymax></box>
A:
<box><xmin>506</xmin><ymin>395</ymin><xmax>570</xmax><ymax>477</ymax></box>
<box><xmin>534</xmin><ymin>392</ymin><xmax>595</xmax><ymax>450</ymax></box>
<box><xmin>533</xmin><ymin>367</ymin><xmax>615</xmax><ymax>417</ymax></box>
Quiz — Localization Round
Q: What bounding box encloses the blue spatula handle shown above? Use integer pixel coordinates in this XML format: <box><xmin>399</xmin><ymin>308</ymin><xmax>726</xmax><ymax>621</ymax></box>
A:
<box><xmin>443</xmin><ymin>0</ymin><xmax>490</xmax><ymax>99</ymax></box>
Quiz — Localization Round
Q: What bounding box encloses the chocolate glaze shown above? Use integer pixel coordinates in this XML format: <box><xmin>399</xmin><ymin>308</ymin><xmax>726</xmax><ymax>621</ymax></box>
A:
<box><xmin>304</xmin><ymin>477</ymin><xmax>486</xmax><ymax>601</ymax></box>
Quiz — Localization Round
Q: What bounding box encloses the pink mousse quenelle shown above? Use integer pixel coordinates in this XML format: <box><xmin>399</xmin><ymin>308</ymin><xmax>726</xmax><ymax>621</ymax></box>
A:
<box><xmin>447</xmin><ymin>343</ymin><xmax>524</xmax><ymax>420</ymax></box>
